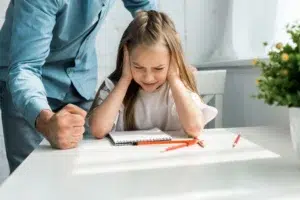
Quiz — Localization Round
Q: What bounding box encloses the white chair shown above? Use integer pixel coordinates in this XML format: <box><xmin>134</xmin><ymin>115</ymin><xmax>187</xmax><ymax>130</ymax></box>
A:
<box><xmin>193</xmin><ymin>70</ymin><xmax>227</xmax><ymax>128</ymax></box>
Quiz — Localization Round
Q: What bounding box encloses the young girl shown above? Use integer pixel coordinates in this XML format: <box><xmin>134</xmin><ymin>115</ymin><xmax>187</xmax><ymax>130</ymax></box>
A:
<box><xmin>88</xmin><ymin>10</ymin><xmax>217</xmax><ymax>139</ymax></box>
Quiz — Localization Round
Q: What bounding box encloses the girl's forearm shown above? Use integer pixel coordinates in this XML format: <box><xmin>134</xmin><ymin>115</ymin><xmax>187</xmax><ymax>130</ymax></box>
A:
<box><xmin>169</xmin><ymin>77</ymin><xmax>204</xmax><ymax>137</ymax></box>
<box><xmin>89</xmin><ymin>78</ymin><xmax>131</xmax><ymax>138</ymax></box>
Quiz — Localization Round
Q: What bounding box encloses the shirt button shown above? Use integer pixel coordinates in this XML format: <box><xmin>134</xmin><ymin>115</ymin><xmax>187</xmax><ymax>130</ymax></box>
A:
<box><xmin>67</xmin><ymin>68</ymin><xmax>73</xmax><ymax>74</ymax></box>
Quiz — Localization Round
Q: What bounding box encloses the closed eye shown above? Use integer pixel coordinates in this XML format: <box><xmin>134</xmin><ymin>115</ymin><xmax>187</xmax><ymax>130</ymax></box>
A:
<box><xmin>134</xmin><ymin>66</ymin><xmax>143</xmax><ymax>69</ymax></box>
<box><xmin>154</xmin><ymin>68</ymin><xmax>164</xmax><ymax>71</ymax></box>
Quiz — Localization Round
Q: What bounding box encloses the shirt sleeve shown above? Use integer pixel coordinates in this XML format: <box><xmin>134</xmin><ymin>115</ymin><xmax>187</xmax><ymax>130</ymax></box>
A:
<box><xmin>191</xmin><ymin>93</ymin><xmax>218</xmax><ymax>125</ymax></box>
<box><xmin>88</xmin><ymin>78</ymin><xmax>123</xmax><ymax>129</ymax></box>
<box><xmin>170</xmin><ymin>91</ymin><xmax>218</xmax><ymax>126</ymax></box>
<box><xmin>122</xmin><ymin>0</ymin><xmax>157</xmax><ymax>17</ymax></box>
<box><xmin>8</xmin><ymin>0</ymin><xmax>60</xmax><ymax>128</ymax></box>
<box><xmin>91</xmin><ymin>78</ymin><xmax>115</xmax><ymax>108</ymax></box>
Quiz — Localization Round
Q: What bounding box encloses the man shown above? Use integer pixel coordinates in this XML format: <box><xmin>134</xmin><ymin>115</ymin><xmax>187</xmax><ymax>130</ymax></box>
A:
<box><xmin>0</xmin><ymin>0</ymin><xmax>157</xmax><ymax>173</ymax></box>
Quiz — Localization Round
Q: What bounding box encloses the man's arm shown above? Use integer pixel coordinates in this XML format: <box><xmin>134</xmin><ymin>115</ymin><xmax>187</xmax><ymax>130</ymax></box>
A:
<box><xmin>122</xmin><ymin>0</ymin><xmax>157</xmax><ymax>17</ymax></box>
<box><xmin>8</xmin><ymin>1</ymin><xmax>87</xmax><ymax>149</ymax></box>
<box><xmin>8</xmin><ymin>0</ymin><xmax>59</xmax><ymax>128</ymax></box>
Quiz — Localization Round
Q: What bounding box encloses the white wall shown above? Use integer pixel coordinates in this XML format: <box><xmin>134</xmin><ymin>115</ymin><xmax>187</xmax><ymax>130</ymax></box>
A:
<box><xmin>223</xmin><ymin>68</ymin><xmax>289</xmax><ymax>128</ymax></box>
<box><xmin>96</xmin><ymin>0</ymin><xmax>300</xmax><ymax>69</ymax></box>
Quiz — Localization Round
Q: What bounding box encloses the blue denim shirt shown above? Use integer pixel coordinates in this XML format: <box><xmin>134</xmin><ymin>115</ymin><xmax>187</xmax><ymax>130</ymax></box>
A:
<box><xmin>0</xmin><ymin>0</ymin><xmax>156</xmax><ymax>128</ymax></box>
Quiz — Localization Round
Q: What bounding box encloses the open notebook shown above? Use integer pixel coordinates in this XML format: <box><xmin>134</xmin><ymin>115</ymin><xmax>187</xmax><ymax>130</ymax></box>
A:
<box><xmin>108</xmin><ymin>128</ymin><xmax>172</xmax><ymax>145</ymax></box>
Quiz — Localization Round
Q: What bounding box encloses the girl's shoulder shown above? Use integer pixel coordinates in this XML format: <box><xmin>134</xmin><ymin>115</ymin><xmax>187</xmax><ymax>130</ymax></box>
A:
<box><xmin>103</xmin><ymin>78</ymin><xmax>115</xmax><ymax>91</ymax></box>
<box><xmin>95</xmin><ymin>78</ymin><xmax>115</xmax><ymax>101</ymax></box>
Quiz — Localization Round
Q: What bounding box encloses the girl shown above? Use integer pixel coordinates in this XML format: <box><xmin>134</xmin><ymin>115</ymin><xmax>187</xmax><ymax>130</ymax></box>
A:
<box><xmin>88</xmin><ymin>10</ymin><xmax>217</xmax><ymax>139</ymax></box>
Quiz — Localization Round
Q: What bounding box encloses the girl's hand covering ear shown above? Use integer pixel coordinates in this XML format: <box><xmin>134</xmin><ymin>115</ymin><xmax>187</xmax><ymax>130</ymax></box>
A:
<box><xmin>121</xmin><ymin>45</ymin><xmax>133</xmax><ymax>82</ymax></box>
<box><xmin>167</xmin><ymin>57</ymin><xmax>180</xmax><ymax>81</ymax></box>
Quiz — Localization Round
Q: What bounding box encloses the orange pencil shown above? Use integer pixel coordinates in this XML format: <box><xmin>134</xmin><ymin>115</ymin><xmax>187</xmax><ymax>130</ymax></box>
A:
<box><xmin>232</xmin><ymin>134</ymin><xmax>241</xmax><ymax>148</ymax></box>
<box><xmin>164</xmin><ymin>139</ymin><xmax>198</xmax><ymax>152</ymax></box>
<box><xmin>164</xmin><ymin>143</ymin><xmax>188</xmax><ymax>152</ymax></box>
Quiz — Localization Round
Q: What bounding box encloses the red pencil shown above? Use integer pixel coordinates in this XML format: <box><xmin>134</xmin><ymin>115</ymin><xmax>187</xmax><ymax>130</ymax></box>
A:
<box><xmin>198</xmin><ymin>140</ymin><xmax>205</xmax><ymax>148</ymax></box>
<box><xmin>232</xmin><ymin>134</ymin><xmax>241</xmax><ymax>148</ymax></box>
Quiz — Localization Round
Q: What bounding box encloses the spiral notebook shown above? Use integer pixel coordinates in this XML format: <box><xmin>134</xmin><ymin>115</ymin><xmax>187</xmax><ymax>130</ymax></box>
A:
<box><xmin>108</xmin><ymin>128</ymin><xmax>172</xmax><ymax>145</ymax></box>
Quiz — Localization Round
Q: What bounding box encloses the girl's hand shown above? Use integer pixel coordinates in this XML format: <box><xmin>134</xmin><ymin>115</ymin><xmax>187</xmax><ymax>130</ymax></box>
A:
<box><xmin>167</xmin><ymin>57</ymin><xmax>180</xmax><ymax>81</ymax></box>
<box><xmin>121</xmin><ymin>45</ymin><xmax>133</xmax><ymax>82</ymax></box>
<box><xmin>188</xmin><ymin>65</ymin><xmax>197</xmax><ymax>73</ymax></box>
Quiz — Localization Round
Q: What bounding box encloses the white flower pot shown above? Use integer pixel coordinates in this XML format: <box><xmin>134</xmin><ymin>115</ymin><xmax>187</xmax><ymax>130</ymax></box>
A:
<box><xmin>289</xmin><ymin>107</ymin><xmax>300</xmax><ymax>158</ymax></box>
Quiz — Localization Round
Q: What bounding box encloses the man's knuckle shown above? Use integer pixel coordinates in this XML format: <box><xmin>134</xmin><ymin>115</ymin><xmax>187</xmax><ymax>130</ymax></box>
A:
<box><xmin>59</xmin><ymin>118</ymin><xmax>70</xmax><ymax>128</ymax></box>
<box><xmin>66</xmin><ymin>103</ymin><xmax>73</xmax><ymax>108</ymax></box>
<box><xmin>79</xmin><ymin>134</ymin><xmax>83</xmax><ymax>140</ymax></box>
<box><xmin>80</xmin><ymin>118</ymin><xmax>85</xmax><ymax>125</ymax></box>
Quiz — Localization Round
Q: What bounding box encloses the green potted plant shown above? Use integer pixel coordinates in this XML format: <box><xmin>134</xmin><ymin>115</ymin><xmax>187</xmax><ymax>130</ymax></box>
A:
<box><xmin>253</xmin><ymin>23</ymin><xmax>300</xmax><ymax>158</ymax></box>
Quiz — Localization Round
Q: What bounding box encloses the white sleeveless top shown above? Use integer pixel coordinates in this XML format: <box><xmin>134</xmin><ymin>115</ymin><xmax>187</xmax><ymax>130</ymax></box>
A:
<box><xmin>91</xmin><ymin>78</ymin><xmax>218</xmax><ymax>131</ymax></box>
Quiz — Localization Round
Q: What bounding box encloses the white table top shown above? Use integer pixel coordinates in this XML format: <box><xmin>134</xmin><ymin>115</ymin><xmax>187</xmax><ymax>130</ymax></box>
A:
<box><xmin>1</xmin><ymin>126</ymin><xmax>300</xmax><ymax>200</ymax></box>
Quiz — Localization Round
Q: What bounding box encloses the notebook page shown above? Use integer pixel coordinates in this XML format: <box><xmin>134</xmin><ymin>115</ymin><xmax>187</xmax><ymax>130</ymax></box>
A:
<box><xmin>109</xmin><ymin>128</ymin><xmax>172</xmax><ymax>145</ymax></box>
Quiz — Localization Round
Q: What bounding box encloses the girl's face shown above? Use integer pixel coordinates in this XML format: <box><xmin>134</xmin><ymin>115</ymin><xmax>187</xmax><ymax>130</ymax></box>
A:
<box><xmin>130</xmin><ymin>43</ymin><xmax>170</xmax><ymax>93</ymax></box>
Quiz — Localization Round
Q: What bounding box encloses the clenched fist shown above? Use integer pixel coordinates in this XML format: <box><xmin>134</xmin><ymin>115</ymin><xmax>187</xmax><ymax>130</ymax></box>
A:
<box><xmin>36</xmin><ymin>104</ymin><xmax>87</xmax><ymax>149</ymax></box>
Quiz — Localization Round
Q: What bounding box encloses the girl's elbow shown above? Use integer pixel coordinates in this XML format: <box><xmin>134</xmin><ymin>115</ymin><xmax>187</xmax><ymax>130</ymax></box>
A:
<box><xmin>94</xmin><ymin>134</ymin><xmax>106</xmax><ymax>139</ymax></box>
<box><xmin>90</xmin><ymin>123</ymin><xmax>110</xmax><ymax>139</ymax></box>
<box><xmin>91</xmin><ymin>128</ymin><xmax>108</xmax><ymax>139</ymax></box>
<box><xmin>89</xmin><ymin>117</ymin><xmax>111</xmax><ymax>138</ymax></box>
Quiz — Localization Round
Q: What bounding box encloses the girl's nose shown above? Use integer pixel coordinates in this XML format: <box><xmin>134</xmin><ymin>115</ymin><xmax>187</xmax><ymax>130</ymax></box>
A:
<box><xmin>144</xmin><ymin>73</ymin><xmax>155</xmax><ymax>83</ymax></box>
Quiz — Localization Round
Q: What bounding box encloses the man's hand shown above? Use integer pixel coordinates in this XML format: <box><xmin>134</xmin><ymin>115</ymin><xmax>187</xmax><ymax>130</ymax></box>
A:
<box><xmin>36</xmin><ymin>104</ymin><xmax>87</xmax><ymax>149</ymax></box>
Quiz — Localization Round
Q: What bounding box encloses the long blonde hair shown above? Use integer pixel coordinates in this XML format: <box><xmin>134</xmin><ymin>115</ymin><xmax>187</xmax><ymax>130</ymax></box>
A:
<box><xmin>90</xmin><ymin>10</ymin><xmax>199</xmax><ymax>130</ymax></box>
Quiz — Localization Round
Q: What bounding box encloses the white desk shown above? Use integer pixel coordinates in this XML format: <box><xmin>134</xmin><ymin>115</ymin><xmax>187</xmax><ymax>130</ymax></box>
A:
<box><xmin>1</xmin><ymin>126</ymin><xmax>300</xmax><ymax>200</ymax></box>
